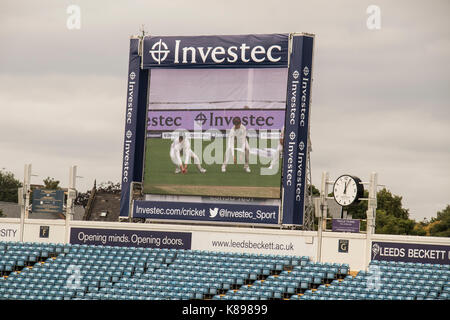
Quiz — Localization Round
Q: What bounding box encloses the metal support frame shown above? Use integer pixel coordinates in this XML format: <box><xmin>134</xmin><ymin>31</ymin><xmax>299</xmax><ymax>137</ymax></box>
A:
<box><xmin>302</xmin><ymin>139</ymin><xmax>314</xmax><ymax>231</ymax></box>
<box><xmin>317</xmin><ymin>171</ymin><xmax>383</xmax><ymax>270</ymax></box>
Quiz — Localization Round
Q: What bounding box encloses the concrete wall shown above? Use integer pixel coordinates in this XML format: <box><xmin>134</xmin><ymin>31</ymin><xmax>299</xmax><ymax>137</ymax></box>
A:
<box><xmin>22</xmin><ymin>219</ymin><xmax>66</xmax><ymax>244</ymax></box>
<box><xmin>320</xmin><ymin>232</ymin><xmax>367</xmax><ymax>271</ymax></box>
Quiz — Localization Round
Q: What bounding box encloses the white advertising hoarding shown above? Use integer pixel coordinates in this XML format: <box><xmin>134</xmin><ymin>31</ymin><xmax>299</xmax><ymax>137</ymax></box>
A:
<box><xmin>0</xmin><ymin>223</ymin><xmax>20</xmax><ymax>242</ymax></box>
<box><xmin>191</xmin><ymin>230</ymin><xmax>317</xmax><ymax>258</ymax></box>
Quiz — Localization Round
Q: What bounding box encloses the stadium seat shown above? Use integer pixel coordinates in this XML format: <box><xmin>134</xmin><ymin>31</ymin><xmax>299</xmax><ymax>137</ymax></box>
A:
<box><xmin>0</xmin><ymin>241</ymin><xmax>448</xmax><ymax>301</ymax></box>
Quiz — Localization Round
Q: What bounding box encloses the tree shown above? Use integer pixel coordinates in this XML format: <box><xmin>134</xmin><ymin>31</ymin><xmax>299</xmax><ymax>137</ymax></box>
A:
<box><xmin>428</xmin><ymin>205</ymin><xmax>450</xmax><ymax>237</ymax></box>
<box><xmin>375</xmin><ymin>209</ymin><xmax>416</xmax><ymax>235</ymax></box>
<box><xmin>345</xmin><ymin>189</ymin><xmax>368</xmax><ymax>220</ymax></box>
<box><xmin>308</xmin><ymin>184</ymin><xmax>320</xmax><ymax>197</ymax></box>
<box><xmin>343</xmin><ymin>187</ymin><xmax>421</xmax><ymax>235</ymax></box>
<box><xmin>377</xmin><ymin>188</ymin><xmax>409</xmax><ymax>220</ymax></box>
<box><xmin>75</xmin><ymin>190</ymin><xmax>91</xmax><ymax>208</ymax></box>
<box><xmin>97</xmin><ymin>181</ymin><xmax>121</xmax><ymax>194</ymax></box>
<box><xmin>0</xmin><ymin>170</ymin><xmax>22</xmax><ymax>203</ymax></box>
<box><xmin>412</xmin><ymin>220</ymin><xmax>427</xmax><ymax>236</ymax></box>
<box><xmin>43</xmin><ymin>177</ymin><xmax>60</xmax><ymax>190</ymax></box>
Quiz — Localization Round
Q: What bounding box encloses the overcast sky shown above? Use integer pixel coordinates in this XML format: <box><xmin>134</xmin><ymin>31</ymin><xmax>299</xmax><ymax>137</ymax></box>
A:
<box><xmin>0</xmin><ymin>0</ymin><xmax>449</xmax><ymax>221</ymax></box>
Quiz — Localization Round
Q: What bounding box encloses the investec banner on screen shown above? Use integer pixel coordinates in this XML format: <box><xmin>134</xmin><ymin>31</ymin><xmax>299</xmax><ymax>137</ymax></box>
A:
<box><xmin>70</xmin><ymin>227</ymin><xmax>191</xmax><ymax>250</ymax></box>
<box><xmin>371</xmin><ymin>241</ymin><xmax>450</xmax><ymax>265</ymax></box>
<box><xmin>147</xmin><ymin>110</ymin><xmax>285</xmax><ymax>131</ymax></box>
<box><xmin>133</xmin><ymin>200</ymin><xmax>279</xmax><ymax>225</ymax></box>
<box><xmin>281</xmin><ymin>36</ymin><xmax>313</xmax><ymax>225</ymax></box>
<box><xmin>142</xmin><ymin>34</ymin><xmax>288</xmax><ymax>68</ymax></box>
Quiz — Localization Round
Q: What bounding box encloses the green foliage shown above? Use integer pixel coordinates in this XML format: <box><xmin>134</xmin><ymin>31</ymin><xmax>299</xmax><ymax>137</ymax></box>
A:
<box><xmin>346</xmin><ymin>190</ymin><xmax>368</xmax><ymax>220</ymax></box>
<box><xmin>97</xmin><ymin>181</ymin><xmax>121</xmax><ymax>194</ymax></box>
<box><xmin>377</xmin><ymin>188</ymin><xmax>409</xmax><ymax>219</ymax></box>
<box><xmin>336</xmin><ymin>187</ymin><xmax>448</xmax><ymax>236</ymax></box>
<box><xmin>412</xmin><ymin>222</ymin><xmax>427</xmax><ymax>236</ymax></box>
<box><xmin>308</xmin><ymin>185</ymin><xmax>320</xmax><ymax>197</ymax></box>
<box><xmin>0</xmin><ymin>170</ymin><xmax>22</xmax><ymax>203</ymax></box>
<box><xmin>428</xmin><ymin>205</ymin><xmax>450</xmax><ymax>237</ymax></box>
<box><xmin>43</xmin><ymin>177</ymin><xmax>60</xmax><ymax>190</ymax></box>
<box><xmin>375</xmin><ymin>209</ymin><xmax>416</xmax><ymax>235</ymax></box>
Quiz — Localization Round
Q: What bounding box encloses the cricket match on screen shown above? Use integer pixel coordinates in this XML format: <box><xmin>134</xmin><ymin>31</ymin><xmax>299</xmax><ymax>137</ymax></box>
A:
<box><xmin>143</xmin><ymin>68</ymin><xmax>288</xmax><ymax>199</ymax></box>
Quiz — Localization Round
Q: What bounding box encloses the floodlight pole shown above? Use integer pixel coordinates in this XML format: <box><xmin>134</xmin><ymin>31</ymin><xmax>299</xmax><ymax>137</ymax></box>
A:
<box><xmin>317</xmin><ymin>171</ymin><xmax>335</xmax><ymax>263</ymax></box>
<box><xmin>365</xmin><ymin>172</ymin><xmax>378</xmax><ymax>270</ymax></box>
<box><xmin>19</xmin><ymin>164</ymin><xmax>32</xmax><ymax>242</ymax></box>
<box><xmin>66</xmin><ymin>165</ymin><xmax>77</xmax><ymax>244</ymax></box>
<box><xmin>316</xmin><ymin>172</ymin><xmax>328</xmax><ymax>262</ymax></box>
<box><xmin>24</xmin><ymin>164</ymin><xmax>32</xmax><ymax>219</ymax></box>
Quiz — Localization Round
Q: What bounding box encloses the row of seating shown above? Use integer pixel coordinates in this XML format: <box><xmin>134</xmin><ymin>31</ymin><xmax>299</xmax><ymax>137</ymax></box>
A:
<box><xmin>1</xmin><ymin>241</ymin><xmax>449</xmax><ymax>300</ymax></box>
<box><xmin>213</xmin><ymin>261</ymin><xmax>351</xmax><ymax>300</ymax></box>
<box><xmin>1</xmin><ymin>242</ymin><xmax>312</xmax><ymax>300</ymax></box>
<box><xmin>295</xmin><ymin>260</ymin><xmax>449</xmax><ymax>300</ymax></box>
<box><xmin>370</xmin><ymin>259</ymin><xmax>450</xmax><ymax>270</ymax></box>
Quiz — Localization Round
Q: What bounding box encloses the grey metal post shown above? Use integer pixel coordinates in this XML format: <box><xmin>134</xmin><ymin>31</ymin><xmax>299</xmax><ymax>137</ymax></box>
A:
<box><xmin>18</xmin><ymin>186</ymin><xmax>25</xmax><ymax>242</ymax></box>
<box><xmin>24</xmin><ymin>164</ymin><xmax>31</xmax><ymax>219</ymax></box>
<box><xmin>66</xmin><ymin>165</ymin><xmax>77</xmax><ymax>244</ymax></box>
<box><xmin>316</xmin><ymin>171</ymin><xmax>329</xmax><ymax>263</ymax></box>
<box><xmin>365</xmin><ymin>172</ymin><xmax>378</xmax><ymax>270</ymax></box>
<box><xmin>20</xmin><ymin>164</ymin><xmax>32</xmax><ymax>242</ymax></box>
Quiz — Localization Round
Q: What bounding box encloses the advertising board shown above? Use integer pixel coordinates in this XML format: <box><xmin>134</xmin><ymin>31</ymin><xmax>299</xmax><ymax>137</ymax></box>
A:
<box><xmin>120</xmin><ymin>33</ymin><xmax>314</xmax><ymax>227</ymax></box>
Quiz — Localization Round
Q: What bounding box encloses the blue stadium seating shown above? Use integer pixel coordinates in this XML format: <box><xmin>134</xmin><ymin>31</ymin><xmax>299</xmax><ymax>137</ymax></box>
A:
<box><xmin>294</xmin><ymin>259</ymin><xmax>449</xmax><ymax>300</ymax></box>
<box><xmin>0</xmin><ymin>241</ymin><xmax>449</xmax><ymax>300</ymax></box>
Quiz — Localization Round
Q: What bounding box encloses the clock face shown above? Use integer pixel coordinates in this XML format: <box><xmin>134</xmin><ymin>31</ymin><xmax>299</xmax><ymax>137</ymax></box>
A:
<box><xmin>333</xmin><ymin>175</ymin><xmax>360</xmax><ymax>206</ymax></box>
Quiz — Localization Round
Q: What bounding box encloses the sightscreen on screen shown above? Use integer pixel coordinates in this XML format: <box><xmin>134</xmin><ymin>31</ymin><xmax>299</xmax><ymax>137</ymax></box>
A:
<box><xmin>142</xmin><ymin>67</ymin><xmax>288</xmax><ymax>199</ymax></box>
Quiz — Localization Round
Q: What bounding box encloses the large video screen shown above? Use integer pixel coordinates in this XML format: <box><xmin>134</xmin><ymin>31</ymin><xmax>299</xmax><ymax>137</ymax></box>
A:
<box><xmin>143</xmin><ymin>67</ymin><xmax>288</xmax><ymax>199</ymax></box>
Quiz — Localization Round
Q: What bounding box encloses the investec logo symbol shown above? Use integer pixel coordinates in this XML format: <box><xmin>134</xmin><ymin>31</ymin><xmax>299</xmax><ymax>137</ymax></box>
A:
<box><xmin>126</xmin><ymin>130</ymin><xmax>133</xmax><ymax>139</ymax></box>
<box><xmin>194</xmin><ymin>112</ymin><xmax>208</xmax><ymax>126</ymax></box>
<box><xmin>149</xmin><ymin>39</ymin><xmax>170</xmax><ymax>64</ymax></box>
<box><xmin>148</xmin><ymin>38</ymin><xmax>283</xmax><ymax>65</ymax></box>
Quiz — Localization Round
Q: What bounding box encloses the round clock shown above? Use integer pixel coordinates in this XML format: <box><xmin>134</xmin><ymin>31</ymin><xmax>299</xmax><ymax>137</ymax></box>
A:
<box><xmin>333</xmin><ymin>175</ymin><xmax>364</xmax><ymax>206</ymax></box>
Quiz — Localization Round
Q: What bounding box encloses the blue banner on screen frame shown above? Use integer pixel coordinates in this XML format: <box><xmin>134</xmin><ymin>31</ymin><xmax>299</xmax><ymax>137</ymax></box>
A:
<box><xmin>133</xmin><ymin>200</ymin><xmax>279</xmax><ymax>225</ymax></box>
<box><xmin>142</xmin><ymin>34</ymin><xmax>289</xmax><ymax>68</ymax></box>
<box><xmin>371</xmin><ymin>241</ymin><xmax>450</xmax><ymax>265</ymax></box>
<box><xmin>119</xmin><ymin>37</ymin><xmax>148</xmax><ymax>217</ymax></box>
<box><xmin>70</xmin><ymin>227</ymin><xmax>191</xmax><ymax>250</ymax></box>
<box><xmin>281</xmin><ymin>34</ymin><xmax>314</xmax><ymax>225</ymax></box>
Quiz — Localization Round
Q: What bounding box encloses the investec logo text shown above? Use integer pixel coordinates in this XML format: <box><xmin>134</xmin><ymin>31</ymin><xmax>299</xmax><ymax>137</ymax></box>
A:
<box><xmin>285</xmin><ymin>66</ymin><xmax>310</xmax><ymax>201</ymax></box>
<box><xmin>122</xmin><ymin>72</ymin><xmax>136</xmax><ymax>183</ymax></box>
<box><xmin>149</xmin><ymin>39</ymin><xmax>283</xmax><ymax>65</ymax></box>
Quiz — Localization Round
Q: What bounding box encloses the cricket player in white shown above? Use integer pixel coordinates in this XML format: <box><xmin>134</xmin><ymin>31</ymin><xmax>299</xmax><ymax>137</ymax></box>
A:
<box><xmin>170</xmin><ymin>134</ymin><xmax>206</xmax><ymax>174</ymax></box>
<box><xmin>268</xmin><ymin>128</ymin><xmax>284</xmax><ymax>170</ymax></box>
<box><xmin>222</xmin><ymin>117</ymin><xmax>250</xmax><ymax>173</ymax></box>
<box><xmin>234</xmin><ymin>128</ymin><xmax>284</xmax><ymax>171</ymax></box>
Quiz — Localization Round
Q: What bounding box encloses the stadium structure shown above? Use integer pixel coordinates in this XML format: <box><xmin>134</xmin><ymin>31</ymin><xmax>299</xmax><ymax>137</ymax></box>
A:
<box><xmin>0</xmin><ymin>32</ymin><xmax>448</xmax><ymax>302</ymax></box>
